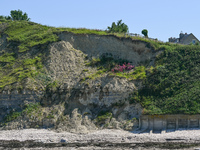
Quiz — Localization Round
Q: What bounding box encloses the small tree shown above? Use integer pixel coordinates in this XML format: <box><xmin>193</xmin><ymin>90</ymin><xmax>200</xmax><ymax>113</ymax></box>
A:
<box><xmin>10</xmin><ymin>10</ymin><xmax>30</xmax><ymax>21</ymax></box>
<box><xmin>142</xmin><ymin>29</ymin><xmax>148</xmax><ymax>37</ymax></box>
<box><xmin>107</xmin><ymin>20</ymin><xmax>128</xmax><ymax>33</ymax></box>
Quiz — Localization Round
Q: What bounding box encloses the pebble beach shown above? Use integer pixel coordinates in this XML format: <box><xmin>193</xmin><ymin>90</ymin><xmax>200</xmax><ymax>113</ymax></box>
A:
<box><xmin>1</xmin><ymin>129</ymin><xmax>200</xmax><ymax>149</ymax></box>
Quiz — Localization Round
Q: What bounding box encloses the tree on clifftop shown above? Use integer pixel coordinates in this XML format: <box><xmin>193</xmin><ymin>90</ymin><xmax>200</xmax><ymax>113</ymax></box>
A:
<box><xmin>142</xmin><ymin>29</ymin><xmax>148</xmax><ymax>37</ymax></box>
<box><xmin>0</xmin><ymin>10</ymin><xmax>30</xmax><ymax>21</ymax></box>
<box><xmin>10</xmin><ymin>10</ymin><xmax>30</xmax><ymax>21</ymax></box>
<box><xmin>107</xmin><ymin>20</ymin><xmax>128</xmax><ymax>33</ymax></box>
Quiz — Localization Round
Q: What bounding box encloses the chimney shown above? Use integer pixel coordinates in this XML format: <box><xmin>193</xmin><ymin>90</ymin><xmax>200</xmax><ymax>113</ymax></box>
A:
<box><xmin>180</xmin><ymin>32</ymin><xmax>184</xmax><ymax>39</ymax></box>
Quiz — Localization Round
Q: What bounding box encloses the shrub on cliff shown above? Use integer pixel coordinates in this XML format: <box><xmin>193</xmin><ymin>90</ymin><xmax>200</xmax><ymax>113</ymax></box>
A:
<box><xmin>111</xmin><ymin>63</ymin><xmax>134</xmax><ymax>72</ymax></box>
<box><xmin>107</xmin><ymin>20</ymin><xmax>128</xmax><ymax>33</ymax></box>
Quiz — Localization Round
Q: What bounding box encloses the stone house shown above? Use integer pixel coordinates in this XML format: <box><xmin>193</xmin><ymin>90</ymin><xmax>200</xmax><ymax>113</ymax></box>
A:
<box><xmin>169</xmin><ymin>32</ymin><xmax>200</xmax><ymax>45</ymax></box>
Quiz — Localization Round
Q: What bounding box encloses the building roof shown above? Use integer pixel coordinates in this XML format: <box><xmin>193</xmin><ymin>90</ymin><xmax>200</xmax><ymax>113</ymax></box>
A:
<box><xmin>169</xmin><ymin>33</ymin><xmax>200</xmax><ymax>45</ymax></box>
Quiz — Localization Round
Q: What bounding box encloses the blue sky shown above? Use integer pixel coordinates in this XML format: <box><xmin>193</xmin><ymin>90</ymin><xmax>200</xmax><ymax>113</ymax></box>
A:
<box><xmin>1</xmin><ymin>0</ymin><xmax>200</xmax><ymax>42</ymax></box>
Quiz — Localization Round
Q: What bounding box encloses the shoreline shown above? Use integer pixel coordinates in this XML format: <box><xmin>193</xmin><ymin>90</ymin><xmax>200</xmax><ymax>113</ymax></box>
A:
<box><xmin>0</xmin><ymin>129</ymin><xmax>200</xmax><ymax>149</ymax></box>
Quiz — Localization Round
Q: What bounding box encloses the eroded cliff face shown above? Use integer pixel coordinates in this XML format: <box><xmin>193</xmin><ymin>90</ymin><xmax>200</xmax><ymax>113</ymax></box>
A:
<box><xmin>0</xmin><ymin>32</ymin><xmax>157</xmax><ymax>132</ymax></box>
<box><xmin>59</xmin><ymin>32</ymin><xmax>156</xmax><ymax>65</ymax></box>
<box><xmin>42</xmin><ymin>39</ymin><xmax>144</xmax><ymax>116</ymax></box>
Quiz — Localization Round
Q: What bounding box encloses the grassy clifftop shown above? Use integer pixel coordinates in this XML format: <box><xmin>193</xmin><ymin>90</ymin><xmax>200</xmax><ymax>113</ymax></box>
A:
<box><xmin>1</xmin><ymin>20</ymin><xmax>108</xmax><ymax>53</ymax></box>
<box><xmin>0</xmin><ymin>20</ymin><xmax>169</xmax><ymax>52</ymax></box>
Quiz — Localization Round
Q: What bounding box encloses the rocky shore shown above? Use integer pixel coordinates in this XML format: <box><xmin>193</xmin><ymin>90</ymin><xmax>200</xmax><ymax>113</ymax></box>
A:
<box><xmin>1</xmin><ymin>129</ymin><xmax>200</xmax><ymax>149</ymax></box>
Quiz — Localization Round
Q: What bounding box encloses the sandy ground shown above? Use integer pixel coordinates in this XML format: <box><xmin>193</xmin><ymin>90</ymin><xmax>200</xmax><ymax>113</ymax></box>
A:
<box><xmin>1</xmin><ymin>129</ymin><xmax>200</xmax><ymax>149</ymax></box>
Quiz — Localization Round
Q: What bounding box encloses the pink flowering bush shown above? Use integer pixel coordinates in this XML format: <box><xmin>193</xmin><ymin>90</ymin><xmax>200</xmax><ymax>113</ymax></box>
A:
<box><xmin>111</xmin><ymin>63</ymin><xmax>134</xmax><ymax>72</ymax></box>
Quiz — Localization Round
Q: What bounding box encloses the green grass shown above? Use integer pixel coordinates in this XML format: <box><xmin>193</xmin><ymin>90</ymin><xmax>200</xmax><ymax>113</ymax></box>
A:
<box><xmin>0</xmin><ymin>54</ymin><xmax>43</xmax><ymax>89</ymax></box>
<box><xmin>0</xmin><ymin>22</ymin><xmax>49</xmax><ymax>90</ymax></box>
<box><xmin>131</xmin><ymin>44</ymin><xmax>200</xmax><ymax>115</ymax></box>
<box><xmin>86</xmin><ymin>69</ymin><xmax>108</xmax><ymax>80</ymax></box>
<box><xmin>4</xmin><ymin>21</ymin><xmax>58</xmax><ymax>52</ymax></box>
<box><xmin>4</xmin><ymin>111</ymin><xmax>21</xmax><ymax>122</ymax></box>
<box><xmin>0</xmin><ymin>53</ymin><xmax>15</xmax><ymax>63</ymax></box>
<box><xmin>2</xmin><ymin>102</ymin><xmax>41</xmax><ymax>123</ymax></box>
<box><xmin>57</xmin><ymin>27</ymin><xmax>108</xmax><ymax>35</ymax></box>
<box><xmin>22</xmin><ymin>103</ymin><xmax>41</xmax><ymax>115</ymax></box>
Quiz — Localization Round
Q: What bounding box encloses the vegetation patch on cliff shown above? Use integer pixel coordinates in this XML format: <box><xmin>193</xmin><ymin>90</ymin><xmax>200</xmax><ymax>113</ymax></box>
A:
<box><xmin>0</xmin><ymin>53</ymin><xmax>44</xmax><ymax>89</ymax></box>
<box><xmin>132</xmin><ymin>45</ymin><xmax>200</xmax><ymax>115</ymax></box>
